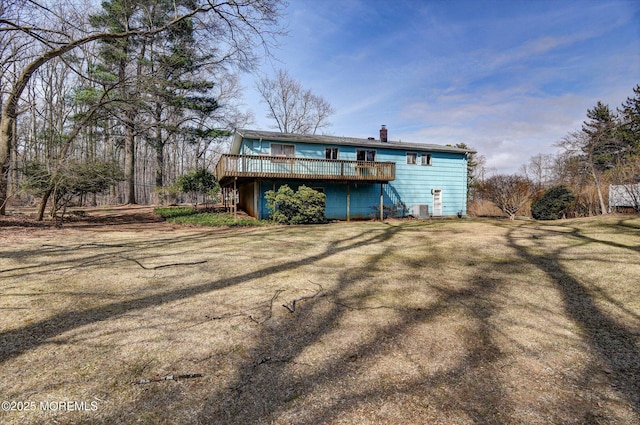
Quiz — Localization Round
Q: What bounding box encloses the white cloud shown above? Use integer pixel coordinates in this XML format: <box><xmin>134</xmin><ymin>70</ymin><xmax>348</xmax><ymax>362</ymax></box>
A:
<box><xmin>391</xmin><ymin>89</ymin><xmax>599</xmax><ymax>173</ymax></box>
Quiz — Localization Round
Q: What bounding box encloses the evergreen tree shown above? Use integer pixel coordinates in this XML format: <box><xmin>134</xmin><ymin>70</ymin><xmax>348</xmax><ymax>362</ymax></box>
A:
<box><xmin>531</xmin><ymin>186</ymin><xmax>575</xmax><ymax>220</ymax></box>
<box><xmin>145</xmin><ymin>11</ymin><xmax>220</xmax><ymax>189</ymax></box>
<box><xmin>90</xmin><ymin>0</ymin><xmax>226</xmax><ymax>196</ymax></box>
<box><xmin>582</xmin><ymin>101</ymin><xmax>621</xmax><ymax>172</ymax></box>
<box><xmin>89</xmin><ymin>0</ymin><xmax>149</xmax><ymax>204</ymax></box>
<box><xmin>618</xmin><ymin>84</ymin><xmax>640</xmax><ymax>159</ymax></box>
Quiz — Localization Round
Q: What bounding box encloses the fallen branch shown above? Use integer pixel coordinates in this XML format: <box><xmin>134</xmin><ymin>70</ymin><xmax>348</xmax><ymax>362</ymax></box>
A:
<box><xmin>133</xmin><ymin>373</ymin><xmax>203</xmax><ymax>385</ymax></box>
<box><xmin>249</xmin><ymin>289</ymin><xmax>284</xmax><ymax>323</ymax></box>
<box><xmin>264</xmin><ymin>289</ymin><xmax>285</xmax><ymax>320</ymax></box>
<box><xmin>74</xmin><ymin>255</ymin><xmax>207</xmax><ymax>271</ymax></box>
<box><xmin>41</xmin><ymin>242</ymin><xmax>126</xmax><ymax>250</ymax></box>
<box><xmin>204</xmin><ymin>289</ymin><xmax>285</xmax><ymax>325</ymax></box>
<box><xmin>282</xmin><ymin>283</ymin><xmax>324</xmax><ymax>313</ymax></box>
<box><xmin>331</xmin><ymin>301</ymin><xmax>407</xmax><ymax>312</ymax></box>
<box><xmin>119</xmin><ymin>256</ymin><xmax>207</xmax><ymax>270</ymax></box>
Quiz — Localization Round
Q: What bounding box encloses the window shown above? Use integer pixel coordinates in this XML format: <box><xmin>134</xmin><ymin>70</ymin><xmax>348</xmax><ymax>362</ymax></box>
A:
<box><xmin>271</xmin><ymin>143</ymin><xmax>295</xmax><ymax>157</ymax></box>
<box><xmin>421</xmin><ymin>153</ymin><xmax>432</xmax><ymax>166</ymax></box>
<box><xmin>357</xmin><ymin>149</ymin><xmax>376</xmax><ymax>161</ymax></box>
<box><xmin>325</xmin><ymin>147</ymin><xmax>338</xmax><ymax>160</ymax></box>
<box><xmin>406</xmin><ymin>152</ymin><xmax>417</xmax><ymax>165</ymax></box>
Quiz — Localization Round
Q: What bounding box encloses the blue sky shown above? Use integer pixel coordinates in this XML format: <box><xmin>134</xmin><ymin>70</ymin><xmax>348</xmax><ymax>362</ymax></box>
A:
<box><xmin>240</xmin><ymin>0</ymin><xmax>640</xmax><ymax>174</ymax></box>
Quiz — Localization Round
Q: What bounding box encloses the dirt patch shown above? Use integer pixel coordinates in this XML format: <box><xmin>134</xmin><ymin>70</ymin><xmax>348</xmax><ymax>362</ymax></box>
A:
<box><xmin>0</xmin><ymin>205</ymin><xmax>172</xmax><ymax>242</ymax></box>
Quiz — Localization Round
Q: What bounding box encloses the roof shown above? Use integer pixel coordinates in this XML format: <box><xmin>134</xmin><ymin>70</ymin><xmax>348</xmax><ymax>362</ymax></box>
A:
<box><xmin>230</xmin><ymin>129</ymin><xmax>475</xmax><ymax>155</ymax></box>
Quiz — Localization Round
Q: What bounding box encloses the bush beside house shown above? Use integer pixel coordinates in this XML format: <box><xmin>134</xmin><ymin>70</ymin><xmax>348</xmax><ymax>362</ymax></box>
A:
<box><xmin>265</xmin><ymin>185</ymin><xmax>327</xmax><ymax>224</ymax></box>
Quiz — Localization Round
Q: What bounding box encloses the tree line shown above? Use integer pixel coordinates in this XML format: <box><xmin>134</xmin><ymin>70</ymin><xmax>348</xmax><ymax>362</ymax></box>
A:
<box><xmin>1</xmin><ymin>2</ymin><xmax>637</xmax><ymax>222</ymax></box>
<box><xmin>473</xmin><ymin>84</ymin><xmax>640</xmax><ymax>219</ymax></box>
<box><xmin>0</xmin><ymin>0</ymin><xmax>286</xmax><ymax>218</ymax></box>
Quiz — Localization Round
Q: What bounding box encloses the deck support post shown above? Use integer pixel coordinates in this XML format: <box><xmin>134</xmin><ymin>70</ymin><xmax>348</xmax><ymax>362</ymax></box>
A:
<box><xmin>347</xmin><ymin>183</ymin><xmax>351</xmax><ymax>222</ymax></box>
<box><xmin>255</xmin><ymin>180</ymin><xmax>260</xmax><ymax>219</ymax></box>
<box><xmin>223</xmin><ymin>187</ymin><xmax>228</xmax><ymax>211</ymax></box>
<box><xmin>380</xmin><ymin>183</ymin><xmax>384</xmax><ymax>221</ymax></box>
<box><xmin>234</xmin><ymin>177</ymin><xmax>237</xmax><ymax>220</ymax></box>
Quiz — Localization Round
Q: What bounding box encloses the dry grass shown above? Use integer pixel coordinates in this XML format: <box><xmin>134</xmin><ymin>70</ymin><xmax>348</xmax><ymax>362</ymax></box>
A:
<box><xmin>1</xmin><ymin>209</ymin><xmax>639</xmax><ymax>424</ymax></box>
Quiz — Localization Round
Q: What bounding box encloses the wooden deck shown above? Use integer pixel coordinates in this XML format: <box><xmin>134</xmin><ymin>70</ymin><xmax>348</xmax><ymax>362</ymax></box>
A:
<box><xmin>216</xmin><ymin>154</ymin><xmax>396</xmax><ymax>185</ymax></box>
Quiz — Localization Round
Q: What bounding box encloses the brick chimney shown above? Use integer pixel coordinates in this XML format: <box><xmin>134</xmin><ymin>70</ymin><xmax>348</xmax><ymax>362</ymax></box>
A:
<box><xmin>380</xmin><ymin>125</ymin><xmax>388</xmax><ymax>142</ymax></box>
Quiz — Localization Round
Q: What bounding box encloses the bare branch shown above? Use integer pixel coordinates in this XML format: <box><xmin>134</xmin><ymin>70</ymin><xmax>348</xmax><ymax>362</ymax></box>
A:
<box><xmin>256</xmin><ymin>69</ymin><xmax>335</xmax><ymax>134</ymax></box>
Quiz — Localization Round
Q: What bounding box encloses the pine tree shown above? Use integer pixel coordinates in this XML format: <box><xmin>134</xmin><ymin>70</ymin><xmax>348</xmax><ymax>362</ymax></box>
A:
<box><xmin>618</xmin><ymin>84</ymin><xmax>640</xmax><ymax>158</ymax></box>
<box><xmin>89</xmin><ymin>0</ymin><xmax>148</xmax><ymax>204</ymax></box>
<box><xmin>145</xmin><ymin>10</ymin><xmax>220</xmax><ymax>189</ymax></box>
<box><xmin>582</xmin><ymin>101</ymin><xmax>620</xmax><ymax>172</ymax></box>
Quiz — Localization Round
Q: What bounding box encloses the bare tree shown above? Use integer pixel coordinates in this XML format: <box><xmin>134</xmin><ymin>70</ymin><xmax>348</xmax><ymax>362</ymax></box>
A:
<box><xmin>480</xmin><ymin>174</ymin><xmax>533</xmax><ymax>220</ymax></box>
<box><xmin>555</xmin><ymin>130</ymin><xmax>608</xmax><ymax>215</ymax></box>
<box><xmin>0</xmin><ymin>0</ymin><xmax>285</xmax><ymax>215</ymax></box>
<box><xmin>256</xmin><ymin>69</ymin><xmax>335</xmax><ymax>134</ymax></box>
<box><xmin>519</xmin><ymin>153</ymin><xmax>556</xmax><ymax>192</ymax></box>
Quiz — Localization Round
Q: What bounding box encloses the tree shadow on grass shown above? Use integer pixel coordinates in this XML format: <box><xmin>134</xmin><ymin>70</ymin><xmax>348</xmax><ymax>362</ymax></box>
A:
<box><xmin>2</xmin><ymin>221</ymin><xmax>516</xmax><ymax>424</ymax></box>
<box><xmin>193</xmin><ymin>233</ymin><xmax>512</xmax><ymax>424</ymax></box>
<box><xmin>0</xmin><ymin>225</ymin><xmax>399</xmax><ymax>363</ymax></box>
<box><xmin>10</xmin><ymin>219</ymin><xmax>634</xmax><ymax>424</ymax></box>
<box><xmin>505</xmin><ymin>225</ymin><xmax>640</xmax><ymax>417</ymax></box>
<box><xmin>0</xmin><ymin>225</ymin><xmax>271</xmax><ymax>279</ymax></box>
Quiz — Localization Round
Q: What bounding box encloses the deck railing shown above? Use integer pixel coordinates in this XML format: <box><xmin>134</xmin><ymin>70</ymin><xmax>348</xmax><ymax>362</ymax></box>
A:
<box><xmin>216</xmin><ymin>154</ymin><xmax>395</xmax><ymax>183</ymax></box>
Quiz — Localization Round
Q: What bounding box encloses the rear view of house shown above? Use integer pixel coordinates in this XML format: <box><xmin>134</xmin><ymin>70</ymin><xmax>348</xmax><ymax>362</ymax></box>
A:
<box><xmin>215</xmin><ymin>127</ymin><xmax>474</xmax><ymax>220</ymax></box>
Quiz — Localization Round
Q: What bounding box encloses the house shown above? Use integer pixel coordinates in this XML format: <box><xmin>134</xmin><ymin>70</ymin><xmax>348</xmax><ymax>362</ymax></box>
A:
<box><xmin>215</xmin><ymin>127</ymin><xmax>474</xmax><ymax>220</ymax></box>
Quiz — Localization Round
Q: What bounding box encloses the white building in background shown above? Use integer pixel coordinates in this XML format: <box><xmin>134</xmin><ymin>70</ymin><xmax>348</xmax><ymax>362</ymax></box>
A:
<box><xmin>609</xmin><ymin>183</ymin><xmax>640</xmax><ymax>212</ymax></box>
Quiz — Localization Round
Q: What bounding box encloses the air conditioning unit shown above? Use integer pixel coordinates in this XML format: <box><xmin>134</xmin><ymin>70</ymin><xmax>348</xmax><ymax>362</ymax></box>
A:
<box><xmin>412</xmin><ymin>204</ymin><xmax>429</xmax><ymax>219</ymax></box>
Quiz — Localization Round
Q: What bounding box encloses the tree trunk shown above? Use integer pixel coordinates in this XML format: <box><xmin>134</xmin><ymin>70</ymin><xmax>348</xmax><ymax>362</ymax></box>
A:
<box><xmin>589</xmin><ymin>162</ymin><xmax>607</xmax><ymax>215</ymax></box>
<box><xmin>37</xmin><ymin>186</ymin><xmax>53</xmax><ymax>221</ymax></box>
<box><xmin>155</xmin><ymin>103</ymin><xmax>164</xmax><ymax>189</ymax></box>
<box><xmin>125</xmin><ymin>112</ymin><xmax>136</xmax><ymax>204</ymax></box>
<box><xmin>0</xmin><ymin>109</ymin><xmax>15</xmax><ymax>215</ymax></box>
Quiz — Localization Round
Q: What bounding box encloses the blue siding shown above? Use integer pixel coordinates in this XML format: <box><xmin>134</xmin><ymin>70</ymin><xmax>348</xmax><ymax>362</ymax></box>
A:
<box><xmin>257</xmin><ymin>181</ymin><xmax>382</xmax><ymax>219</ymax></box>
<box><xmin>238</xmin><ymin>137</ymin><xmax>468</xmax><ymax>219</ymax></box>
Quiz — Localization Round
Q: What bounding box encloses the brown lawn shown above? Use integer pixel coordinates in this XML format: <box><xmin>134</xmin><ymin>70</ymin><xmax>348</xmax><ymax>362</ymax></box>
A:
<box><xmin>1</xmin><ymin>207</ymin><xmax>639</xmax><ymax>424</ymax></box>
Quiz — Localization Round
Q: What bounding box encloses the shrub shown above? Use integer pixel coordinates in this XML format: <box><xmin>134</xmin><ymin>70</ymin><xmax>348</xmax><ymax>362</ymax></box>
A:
<box><xmin>480</xmin><ymin>174</ymin><xmax>533</xmax><ymax>220</ymax></box>
<box><xmin>531</xmin><ymin>185</ymin><xmax>575</xmax><ymax>220</ymax></box>
<box><xmin>175</xmin><ymin>168</ymin><xmax>219</xmax><ymax>207</ymax></box>
<box><xmin>21</xmin><ymin>160</ymin><xmax>124</xmax><ymax>218</ymax></box>
<box><xmin>265</xmin><ymin>185</ymin><xmax>326</xmax><ymax>224</ymax></box>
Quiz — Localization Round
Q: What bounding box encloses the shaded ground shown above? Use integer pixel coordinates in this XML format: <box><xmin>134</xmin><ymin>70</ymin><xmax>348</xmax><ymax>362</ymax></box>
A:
<box><xmin>0</xmin><ymin>208</ymin><xmax>639</xmax><ymax>424</ymax></box>
<box><xmin>0</xmin><ymin>205</ymin><xmax>167</xmax><ymax>232</ymax></box>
